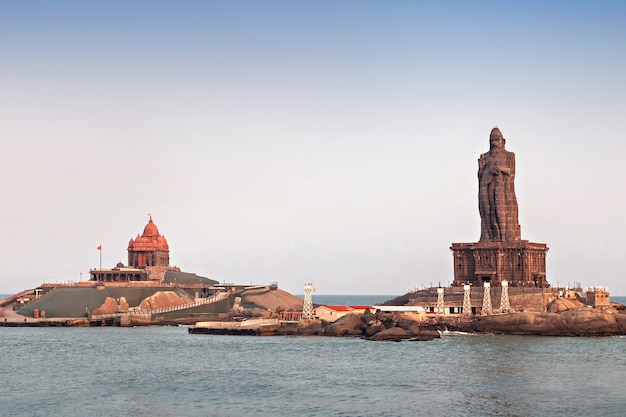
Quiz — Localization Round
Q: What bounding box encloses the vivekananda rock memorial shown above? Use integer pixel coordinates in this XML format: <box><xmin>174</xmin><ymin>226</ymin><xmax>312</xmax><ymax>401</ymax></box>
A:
<box><xmin>0</xmin><ymin>216</ymin><xmax>303</xmax><ymax>324</ymax></box>
<box><xmin>90</xmin><ymin>215</ymin><xmax>179</xmax><ymax>283</ymax></box>
<box><xmin>451</xmin><ymin>127</ymin><xmax>549</xmax><ymax>288</ymax></box>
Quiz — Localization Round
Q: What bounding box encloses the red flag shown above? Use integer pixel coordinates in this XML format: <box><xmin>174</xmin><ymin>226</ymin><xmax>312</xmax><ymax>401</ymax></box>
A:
<box><xmin>97</xmin><ymin>245</ymin><xmax>102</xmax><ymax>250</ymax></box>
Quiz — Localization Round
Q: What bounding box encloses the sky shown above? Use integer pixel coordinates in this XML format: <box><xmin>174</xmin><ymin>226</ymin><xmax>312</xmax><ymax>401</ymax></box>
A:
<box><xmin>1</xmin><ymin>1</ymin><xmax>625</xmax><ymax>295</ymax></box>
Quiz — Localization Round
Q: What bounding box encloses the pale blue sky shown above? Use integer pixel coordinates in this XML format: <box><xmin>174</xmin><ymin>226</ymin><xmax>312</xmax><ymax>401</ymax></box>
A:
<box><xmin>1</xmin><ymin>1</ymin><xmax>625</xmax><ymax>295</ymax></box>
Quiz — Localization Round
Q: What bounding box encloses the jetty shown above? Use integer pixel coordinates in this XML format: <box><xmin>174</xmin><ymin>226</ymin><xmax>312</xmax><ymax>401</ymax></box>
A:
<box><xmin>188</xmin><ymin>318</ymin><xmax>281</xmax><ymax>335</ymax></box>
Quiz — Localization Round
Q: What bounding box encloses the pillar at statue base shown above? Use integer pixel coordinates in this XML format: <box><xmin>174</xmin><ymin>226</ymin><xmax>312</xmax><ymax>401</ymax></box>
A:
<box><xmin>450</xmin><ymin>240</ymin><xmax>548</xmax><ymax>288</ymax></box>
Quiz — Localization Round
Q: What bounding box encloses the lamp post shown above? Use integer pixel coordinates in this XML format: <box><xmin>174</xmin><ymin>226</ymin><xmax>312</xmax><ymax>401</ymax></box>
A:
<box><xmin>500</xmin><ymin>281</ymin><xmax>510</xmax><ymax>313</ymax></box>
<box><xmin>482</xmin><ymin>282</ymin><xmax>492</xmax><ymax>313</ymax></box>
<box><xmin>463</xmin><ymin>284</ymin><xmax>472</xmax><ymax>315</ymax></box>
<box><xmin>436</xmin><ymin>287</ymin><xmax>445</xmax><ymax>315</ymax></box>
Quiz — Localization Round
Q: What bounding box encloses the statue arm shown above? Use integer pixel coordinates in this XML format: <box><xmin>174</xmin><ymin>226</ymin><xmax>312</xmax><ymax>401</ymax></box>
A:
<box><xmin>478</xmin><ymin>155</ymin><xmax>485</xmax><ymax>179</ymax></box>
<box><xmin>506</xmin><ymin>152</ymin><xmax>516</xmax><ymax>177</ymax></box>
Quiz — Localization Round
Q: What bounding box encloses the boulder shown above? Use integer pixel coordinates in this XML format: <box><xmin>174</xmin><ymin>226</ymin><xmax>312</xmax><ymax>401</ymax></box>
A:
<box><xmin>365</xmin><ymin>315</ymin><xmax>439</xmax><ymax>341</ymax></box>
<box><xmin>138</xmin><ymin>291</ymin><xmax>192</xmax><ymax>310</ymax></box>
<box><xmin>394</xmin><ymin>316</ymin><xmax>422</xmax><ymax>334</ymax></box>
<box><xmin>92</xmin><ymin>297</ymin><xmax>129</xmax><ymax>315</ymax></box>
<box><xmin>547</xmin><ymin>297</ymin><xmax>584</xmax><ymax>313</ymax></box>
<box><xmin>375</xmin><ymin>314</ymin><xmax>395</xmax><ymax>329</ymax></box>
<box><xmin>368</xmin><ymin>327</ymin><xmax>411</xmax><ymax>341</ymax></box>
<box><xmin>413</xmin><ymin>330</ymin><xmax>441</xmax><ymax>341</ymax></box>
<box><xmin>363</xmin><ymin>322</ymin><xmax>385</xmax><ymax>337</ymax></box>
<box><xmin>360</xmin><ymin>311</ymin><xmax>377</xmax><ymax>324</ymax></box>
<box><xmin>297</xmin><ymin>321</ymin><xmax>326</xmax><ymax>336</ymax></box>
<box><xmin>325</xmin><ymin>314</ymin><xmax>364</xmax><ymax>337</ymax></box>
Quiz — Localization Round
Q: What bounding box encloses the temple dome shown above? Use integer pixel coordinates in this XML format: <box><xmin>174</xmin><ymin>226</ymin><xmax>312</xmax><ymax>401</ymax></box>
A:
<box><xmin>156</xmin><ymin>235</ymin><xmax>169</xmax><ymax>250</ymax></box>
<box><xmin>142</xmin><ymin>218</ymin><xmax>159</xmax><ymax>237</ymax></box>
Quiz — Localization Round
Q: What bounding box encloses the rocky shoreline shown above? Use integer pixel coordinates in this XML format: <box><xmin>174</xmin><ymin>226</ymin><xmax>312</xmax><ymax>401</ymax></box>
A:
<box><xmin>4</xmin><ymin>286</ymin><xmax>626</xmax><ymax>338</ymax></box>
<box><xmin>190</xmin><ymin>297</ymin><xmax>626</xmax><ymax>340</ymax></box>
<box><xmin>189</xmin><ymin>311</ymin><xmax>443</xmax><ymax>341</ymax></box>
<box><xmin>5</xmin><ymin>305</ymin><xmax>626</xmax><ymax>339</ymax></box>
<box><xmin>449</xmin><ymin>308</ymin><xmax>626</xmax><ymax>337</ymax></box>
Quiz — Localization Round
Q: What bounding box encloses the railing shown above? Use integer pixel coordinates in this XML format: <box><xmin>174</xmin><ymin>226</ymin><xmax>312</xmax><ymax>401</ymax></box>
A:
<box><xmin>90</xmin><ymin>291</ymin><xmax>229</xmax><ymax>320</ymax></box>
<box><xmin>241</xmin><ymin>285</ymin><xmax>271</xmax><ymax>295</ymax></box>
<box><xmin>0</xmin><ymin>288</ymin><xmax>37</xmax><ymax>308</ymax></box>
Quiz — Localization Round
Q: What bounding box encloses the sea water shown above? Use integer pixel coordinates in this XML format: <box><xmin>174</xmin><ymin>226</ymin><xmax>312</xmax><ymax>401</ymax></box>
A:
<box><xmin>1</xmin><ymin>328</ymin><xmax>625</xmax><ymax>416</ymax></box>
<box><xmin>1</xmin><ymin>296</ymin><xmax>625</xmax><ymax>417</ymax></box>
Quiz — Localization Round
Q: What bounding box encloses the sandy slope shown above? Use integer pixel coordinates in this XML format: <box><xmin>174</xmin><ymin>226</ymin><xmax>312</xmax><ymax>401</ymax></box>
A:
<box><xmin>241</xmin><ymin>288</ymin><xmax>304</xmax><ymax>311</ymax></box>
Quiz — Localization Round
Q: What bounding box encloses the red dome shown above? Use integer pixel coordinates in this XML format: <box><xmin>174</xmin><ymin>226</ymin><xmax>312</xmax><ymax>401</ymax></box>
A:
<box><xmin>127</xmin><ymin>216</ymin><xmax>168</xmax><ymax>251</ymax></box>
<box><xmin>156</xmin><ymin>235</ymin><xmax>169</xmax><ymax>250</ymax></box>
<box><xmin>143</xmin><ymin>218</ymin><xmax>159</xmax><ymax>237</ymax></box>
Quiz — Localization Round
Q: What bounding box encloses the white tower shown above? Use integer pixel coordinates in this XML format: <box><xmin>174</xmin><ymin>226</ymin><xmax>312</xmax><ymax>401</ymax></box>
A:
<box><xmin>482</xmin><ymin>282</ymin><xmax>492</xmax><ymax>313</ymax></box>
<box><xmin>463</xmin><ymin>284</ymin><xmax>472</xmax><ymax>315</ymax></box>
<box><xmin>302</xmin><ymin>282</ymin><xmax>314</xmax><ymax>319</ymax></box>
<box><xmin>500</xmin><ymin>280</ymin><xmax>510</xmax><ymax>313</ymax></box>
<box><xmin>436</xmin><ymin>287</ymin><xmax>445</xmax><ymax>315</ymax></box>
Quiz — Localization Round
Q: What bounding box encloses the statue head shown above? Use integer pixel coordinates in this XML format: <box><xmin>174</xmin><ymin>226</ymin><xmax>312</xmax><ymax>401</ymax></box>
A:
<box><xmin>489</xmin><ymin>127</ymin><xmax>505</xmax><ymax>150</ymax></box>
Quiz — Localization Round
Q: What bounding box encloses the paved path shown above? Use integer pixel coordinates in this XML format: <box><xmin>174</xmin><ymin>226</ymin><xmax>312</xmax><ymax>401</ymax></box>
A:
<box><xmin>1</xmin><ymin>307</ymin><xmax>39</xmax><ymax>323</ymax></box>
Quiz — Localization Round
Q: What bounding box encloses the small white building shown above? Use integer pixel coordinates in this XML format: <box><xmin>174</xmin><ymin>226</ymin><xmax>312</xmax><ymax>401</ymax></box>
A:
<box><xmin>371</xmin><ymin>305</ymin><xmax>426</xmax><ymax>314</ymax></box>
<box><xmin>586</xmin><ymin>287</ymin><xmax>610</xmax><ymax>308</ymax></box>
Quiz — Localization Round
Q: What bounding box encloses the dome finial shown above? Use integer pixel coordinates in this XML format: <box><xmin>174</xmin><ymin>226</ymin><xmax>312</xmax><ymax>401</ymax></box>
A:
<box><xmin>142</xmin><ymin>215</ymin><xmax>159</xmax><ymax>237</ymax></box>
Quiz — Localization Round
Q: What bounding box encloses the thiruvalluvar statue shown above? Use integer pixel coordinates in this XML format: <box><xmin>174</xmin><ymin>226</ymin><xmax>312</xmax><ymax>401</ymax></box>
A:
<box><xmin>478</xmin><ymin>127</ymin><xmax>521</xmax><ymax>242</ymax></box>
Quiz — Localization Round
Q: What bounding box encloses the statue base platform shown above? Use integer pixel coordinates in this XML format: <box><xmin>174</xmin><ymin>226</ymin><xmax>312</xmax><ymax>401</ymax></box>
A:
<box><xmin>450</xmin><ymin>240</ymin><xmax>549</xmax><ymax>288</ymax></box>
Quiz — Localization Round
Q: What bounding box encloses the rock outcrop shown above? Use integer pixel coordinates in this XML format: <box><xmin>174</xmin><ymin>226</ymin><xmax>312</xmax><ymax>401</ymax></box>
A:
<box><xmin>321</xmin><ymin>312</ymin><xmax>440</xmax><ymax>341</ymax></box>
<box><xmin>546</xmin><ymin>297</ymin><xmax>584</xmax><ymax>313</ymax></box>
<box><xmin>138</xmin><ymin>291</ymin><xmax>193</xmax><ymax>310</ymax></box>
<box><xmin>296</xmin><ymin>320</ymin><xmax>326</xmax><ymax>336</ymax></box>
<box><xmin>325</xmin><ymin>313</ymin><xmax>365</xmax><ymax>337</ymax></box>
<box><xmin>92</xmin><ymin>297</ymin><xmax>129</xmax><ymax>315</ymax></box>
<box><xmin>464</xmin><ymin>309</ymin><xmax>626</xmax><ymax>336</ymax></box>
<box><xmin>368</xmin><ymin>327</ymin><xmax>412</xmax><ymax>341</ymax></box>
<box><xmin>240</xmin><ymin>288</ymin><xmax>304</xmax><ymax>312</ymax></box>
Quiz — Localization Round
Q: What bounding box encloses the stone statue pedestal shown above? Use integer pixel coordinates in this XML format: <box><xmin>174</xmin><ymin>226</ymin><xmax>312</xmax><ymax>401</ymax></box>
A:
<box><xmin>450</xmin><ymin>241</ymin><xmax>549</xmax><ymax>288</ymax></box>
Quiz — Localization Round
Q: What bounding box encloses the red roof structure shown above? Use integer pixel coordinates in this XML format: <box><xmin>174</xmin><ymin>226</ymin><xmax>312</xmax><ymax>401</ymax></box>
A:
<box><xmin>348</xmin><ymin>305</ymin><xmax>374</xmax><ymax>310</ymax></box>
<box><xmin>322</xmin><ymin>306</ymin><xmax>354</xmax><ymax>312</ymax></box>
